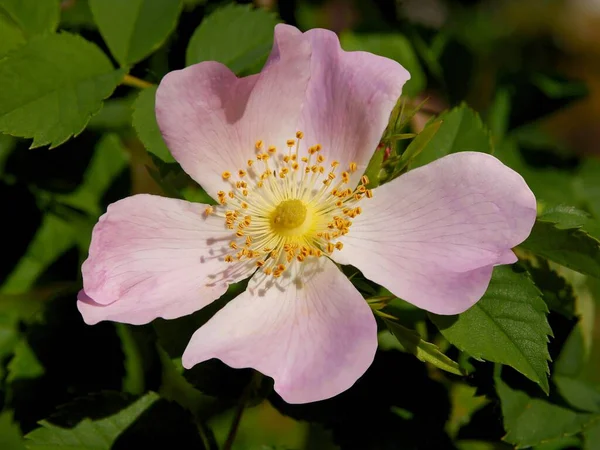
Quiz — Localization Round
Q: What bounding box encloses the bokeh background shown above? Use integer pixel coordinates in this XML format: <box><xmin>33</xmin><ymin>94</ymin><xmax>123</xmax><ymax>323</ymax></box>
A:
<box><xmin>2</xmin><ymin>0</ymin><xmax>600</xmax><ymax>448</ymax></box>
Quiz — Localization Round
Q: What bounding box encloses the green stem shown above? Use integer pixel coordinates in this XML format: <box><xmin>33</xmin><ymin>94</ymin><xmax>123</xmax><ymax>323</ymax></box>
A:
<box><xmin>121</xmin><ymin>74</ymin><xmax>154</xmax><ymax>89</ymax></box>
<box><xmin>223</xmin><ymin>372</ymin><xmax>261</xmax><ymax>450</ymax></box>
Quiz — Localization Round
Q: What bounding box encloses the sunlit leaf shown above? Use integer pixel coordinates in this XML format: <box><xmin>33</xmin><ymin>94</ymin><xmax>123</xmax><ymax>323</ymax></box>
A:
<box><xmin>430</xmin><ymin>266</ymin><xmax>551</xmax><ymax>393</ymax></box>
<box><xmin>409</xmin><ymin>104</ymin><xmax>492</xmax><ymax>168</ymax></box>
<box><xmin>0</xmin><ymin>33</ymin><xmax>125</xmax><ymax>148</ymax></box>
<box><xmin>89</xmin><ymin>0</ymin><xmax>182</xmax><ymax>66</ymax></box>
<box><xmin>0</xmin><ymin>0</ymin><xmax>59</xmax><ymax>37</ymax></box>
<box><xmin>186</xmin><ymin>3</ymin><xmax>279</xmax><ymax>73</ymax></box>
<box><xmin>520</xmin><ymin>205</ymin><xmax>600</xmax><ymax>279</ymax></box>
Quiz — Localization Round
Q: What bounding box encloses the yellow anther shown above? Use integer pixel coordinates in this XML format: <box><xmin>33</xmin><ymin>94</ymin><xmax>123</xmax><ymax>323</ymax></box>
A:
<box><xmin>335</xmin><ymin>242</ymin><xmax>344</xmax><ymax>250</ymax></box>
<box><xmin>308</xmin><ymin>146</ymin><xmax>318</xmax><ymax>155</ymax></box>
<box><xmin>328</xmin><ymin>172</ymin><xmax>336</xmax><ymax>180</ymax></box>
<box><xmin>301</xmin><ymin>157</ymin><xmax>308</xmax><ymax>163</ymax></box>
<box><xmin>204</xmin><ymin>206</ymin><xmax>213</xmax><ymax>216</ymax></box>
<box><xmin>296</xmin><ymin>131</ymin><xmax>304</xmax><ymax>139</ymax></box>
<box><xmin>361</xmin><ymin>175</ymin><xmax>370</xmax><ymax>185</ymax></box>
<box><xmin>292</xmin><ymin>162</ymin><xmax>299</xmax><ymax>170</ymax></box>
<box><xmin>268</xmin><ymin>146</ymin><xmax>277</xmax><ymax>154</ymax></box>
<box><xmin>222</xmin><ymin>171</ymin><xmax>231</xmax><ymax>180</ymax></box>
<box><xmin>241</xmin><ymin>202</ymin><xmax>248</xmax><ymax>209</ymax></box>
<box><xmin>236</xmin><ymin>230</ymin><xmax>244</xmax><ymax>237</ymax></box>
<box><xmin>228</xmin><ymin>191</ymin><xmax>235</xmax><ymax>198</ymax></box>
<box><xmin>224</xmin><ymin>255</ymin><xmax>233</xmax><ymax>262</ymax></box>
<box><xmin>242</xmin><ymin>189</ymin><xmax>248</xmax><ymax>196</ymax></box>
<box><xmin>238</xmin><ymin>169</ymin><xmax>246</xmax><ymax>178</ymax></box>
<box><xmin>357</xmin><ymin>185</ymin><xmax>367</xmax><ymax>193</ymax></box>
<box><xmin>315</xmin><ymin>144</ymin><xmax>322</xmax><ymax>152</ymax></box>
<box><xmin>264</xmin><ymin>267</ymin><xmax>273</xmax><ymax>275</ymax></box>
<box><xmin>327</xmin><ymin>243</ymin><xmax>335</xmax><ymax>253</ymax></box>
<box><xmin>255</xmin><ymin>140</ymin><xmax>263</xmax><ymax>150</ymax></box>
<box><xmin>286</xmin><ymin>139</ymin><xmax>296</xmax><ymax>147</ymax></box>
<box><xmin>366</xmin><ymin>189</ymin><xmax>373</xmax><ymax>198</ymax></box>
<box><xmin>256</xmin><ymin>260</ymin><xmax>265</xmax><ymax>267</ymax></box>
<box><xmin>283</xmin><ymin>155</ymin><xmax>290</xmax><ymax>163</ymax></box>
<box><xmin>342</xmin><ymin>171</ymin><xmax>350</xmax><ymax>183</ymax></box>
<box><xmin>247</xmin><ymin>159</ymin><xmax>254</xmax><ymax>167</ymax></box>
<box><xmin>217</xmin><ymin>190</ymin><xmax>225</xmax><ymax>197</ymax></box>
<box><xmin>355</xmin><ymin>207</ymin><xmax>362</xmax><ymax>215</ymax></box>
<box><xmin>246</xmin><ymin>236</ymin><xmax>253</xmax><ymax>245</ymax></box>
<box><xmin>317</xmin><ymin>155</ymin><xmax>325</xmax><ymax>163</ymax></box>
<box><xmin>229</xmin><ymin>241</ymin><xmax>238</xmax><ymax>249</ymax></box>
<box><xmin>349</xmin><ymin>162</ymin><xmax>358</xmax><ymax>173</ymax></box>
<box><xmin>331</xmin><ymin>161</ymin><xmax>340</xmax><ymax>168</ymax></box>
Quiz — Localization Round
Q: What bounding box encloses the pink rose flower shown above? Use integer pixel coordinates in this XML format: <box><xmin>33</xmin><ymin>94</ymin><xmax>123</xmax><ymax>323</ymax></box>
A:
<box><xmin>77</xmin><ymin>25</ymin><xmax>536</xmax><ymax>404</ymax></box>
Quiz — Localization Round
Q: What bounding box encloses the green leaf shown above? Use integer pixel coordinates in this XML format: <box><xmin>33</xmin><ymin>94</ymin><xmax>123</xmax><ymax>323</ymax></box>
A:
<box><xmin>383</xmin><ymin>319</ymin><xmax>462</xmax><ymax>375</ymax></box>
<box><xmin>554</xmin><ymin>375</ymin><xmax>600</xmax><ymax>414</ymax></box>
<box><xmin>340</xmin><ymin>32</ymin><xmax>425</xmax><ymax>97</ymax></box>
<box><xmin>391</xmin><ymin>118</ymin><xmax>442</xmax><ymax>176</ymax></box>
<box><xmin>584</xmin><ymin>420</ymin><xmax>600</xmax><ymax>450</ymax></box>
<box><xmin>0</xmin><ymin>33</ymin><xmax>125</xmax><ymax>148</ymax></box>
<box><xmin>0</xmin><ymin>411</ymin><xmax>25</xmax><ymax>450</ymax></box>
<box><xmin>132</xmin><ymin>86</ymin><xmax>174</xmax><ymax>163</ymax></box>
<box><xmin>430</xmin><ymin>266</ymin><xmax>551</xmax><ymax>393</ymax></box>
<box><xmin>0</xmin><ymin>0</ymin><xmax>60</xmax><ymax>37</ymax></box>
<box><xmin>409</xmin><ymin>104</ymin><xmax>493</xmax><ymax>168</ymax></box>
<box><xmin>186</xmin><ymin>3</ymin><xmax>279</xmax><ymax>73</ymax></box>
<box><xmin>7</xmin><ymin>339</ymin><xmax>44</xmax><ymax>383</ymax></box>
<box><xmin>0</xmin><ymin>10</ymin><xmax>25</xmax><ymax>57</ymax></box>
<box><xmin>25</xmin><ymin>392</ymin><xmax>160</xmax><ymax>449</ymax></box>
<box><xmin>496</xmin><ymin>372</ymin><xmax>600</xmax><ymax>448</ymax></box>
<box><xmin>520</xmin><ymin>205</ymin><xmax>600</xmax><ymax>279</ymax></box>
<box><xmin>526</xmin><ymin>262</ymin><xmax>577</xmax><ymax>319</ymax></box>
<box><xmin>578</xmin><ymin>158</ymin><xmax>600</xmax><ymax>220</ymax></box>
<box><xmin>89</xmin><ymin>0</ymin><xmax>182</xmax><ymax>66</ymax></box>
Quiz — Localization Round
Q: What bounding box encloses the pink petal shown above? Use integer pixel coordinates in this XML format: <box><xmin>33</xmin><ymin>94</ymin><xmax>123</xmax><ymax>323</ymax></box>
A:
<box><xmin>78</xmin><ymin>194</ymin><xmax>253</xmax><ymax>325</ymax></box>
<box><xmin>156</xmin><ymin>24</ymin><xmax>410</xmax><ymax>199</ymax></box>
<box><xmin>297</xmin><ymin>28</ymin><xmax>410</xmax><ymax>184</ymax></box>
<box><xmin>333</xmin><ymin>152</ymin><xmax>537</xmax><ymax>315</ymax></box>
<box><xmin>155</xmin><ymin>25</ymin><xmax>311</xmax><ymax>199</ymax></box>
<box><xmin>182</xmin><ymin>258</ymin><xmax>377</xmax><ymax>404</ymax></box>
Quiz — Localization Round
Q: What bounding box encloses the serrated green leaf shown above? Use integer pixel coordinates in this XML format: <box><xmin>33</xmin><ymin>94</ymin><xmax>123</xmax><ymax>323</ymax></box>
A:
<box><xmin>409</xmin><ymin>104</ymin><xmax>493</xmax><ymax>168</ymax></box>
<box><xmin>132</xmin><ymin>86</ymin><xmax>174</xmax><ymax>163</ymax></box>
<box><xmin>520</xmin><ymin>206</ymin><xmax>600</xmax><ymax>279</ymax></box>
<box><xmin>384</xmin><ymin>319</ymin><xmax>462</xmax><ymax>375</ymax></box>
<box><xmin>7</xmin><ymin>339</ymin><xmax>44</xmax><ymax>383</ymax></box>
<box><xmin>90</xmin><ymin>0</ymin><xmax>182</xmax><ymax>66</ymax></box>
<box><xmin>25</xmin><ymin>392</ymin><xmax>159</xmax><ymax>449</ymax></box>
<box><xmin>186</xmin><ymin>3</ymin><xmax>279</xmax><ymax>73</ymax></box>
<box><xmin>496</xmin><ymin>372</ymin><xmax>600</xmax><ymax>448</ymax></box>
<box><xmin>430</xmin><ymin>266</ymin><xmax>551</xmax><ymax>393</ymax></box>
<box><xmin>340</xmin><ymin>32</ymin><xmax>425</xmax><ymax>97</ymax></box>
<box><xmin>0</xmin><ymin>0</ymin><xmax>59</xmax><ymax>37</ymax></box>
<box><xmin>0</xmin><ymin>33</ymin><xmax>125</xmax><ymax>148</ymax></box>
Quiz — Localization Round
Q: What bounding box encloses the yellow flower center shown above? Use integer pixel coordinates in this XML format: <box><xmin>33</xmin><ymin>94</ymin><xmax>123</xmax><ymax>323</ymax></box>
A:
<box><xmin>206</xmin><ymin>131</ymin><xmax>373</xmax><ymax>278</ymax></box>
<box><xmin>271</xmin><ymin>199</ymin><xmax>308</xmax><ymax>233</ymax></box>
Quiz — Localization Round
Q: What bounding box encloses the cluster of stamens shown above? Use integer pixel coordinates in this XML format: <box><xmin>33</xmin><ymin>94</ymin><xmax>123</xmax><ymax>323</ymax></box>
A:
<box><xmin>205</xmin><ymin>131</ymin><xmax>372</xmax><ymax>277</ymax></box>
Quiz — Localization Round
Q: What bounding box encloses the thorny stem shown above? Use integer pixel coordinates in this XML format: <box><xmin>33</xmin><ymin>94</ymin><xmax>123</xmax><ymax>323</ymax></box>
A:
<box><xmin>121</xmin><ymin>74</ymin><xmax>154</xmax><ymax>89</ymax></box>
<box><xmin>223</xmin><ymin>371</ymin><xmax>262</xmax><ymax>450</ymax></box>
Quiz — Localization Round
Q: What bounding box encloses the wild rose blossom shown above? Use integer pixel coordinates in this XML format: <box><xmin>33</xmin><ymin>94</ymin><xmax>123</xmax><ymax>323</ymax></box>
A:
<box><xmin>77</xmin><ymin>25</ymin><xmax>537</xmax><ymax>403</ymax></box>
